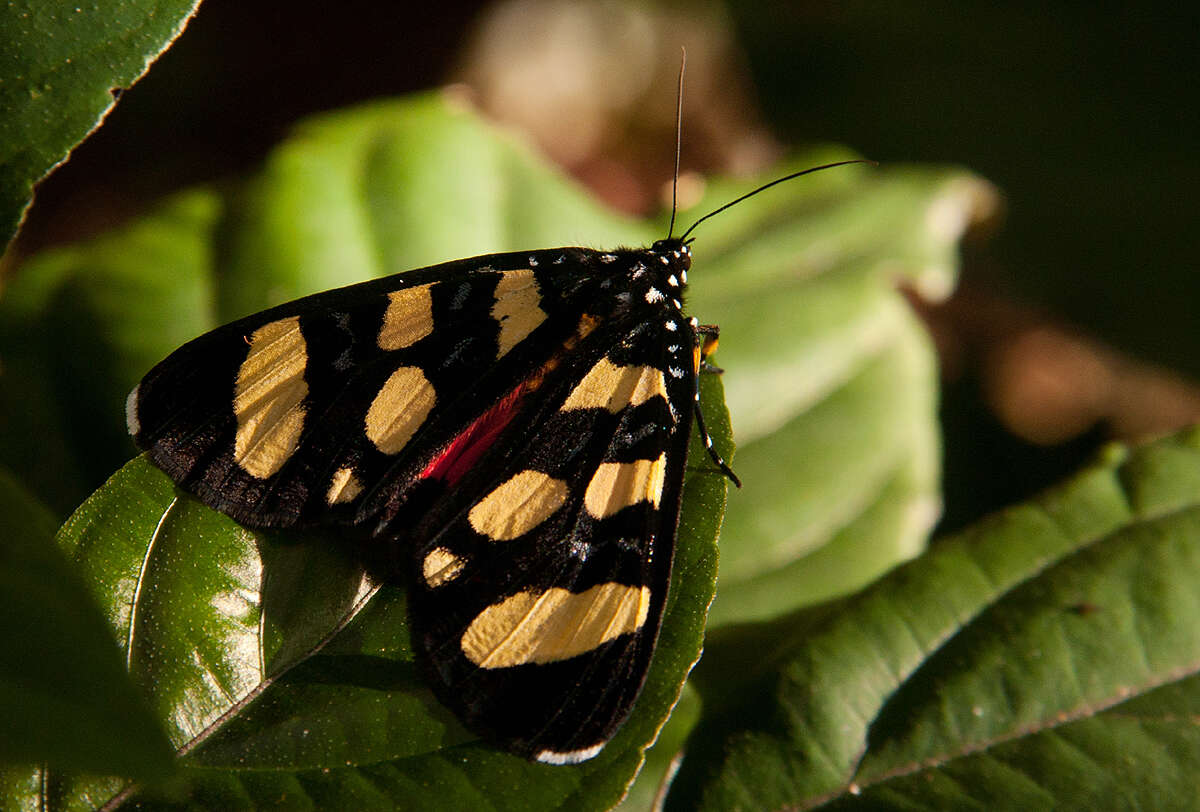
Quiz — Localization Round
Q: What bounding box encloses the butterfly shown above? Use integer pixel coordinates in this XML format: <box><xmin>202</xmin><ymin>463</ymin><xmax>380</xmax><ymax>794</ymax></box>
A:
<box><xmin>126</xmin><ymin>156</ymin><xmax>865</xmax><ymax>764</ymax></box>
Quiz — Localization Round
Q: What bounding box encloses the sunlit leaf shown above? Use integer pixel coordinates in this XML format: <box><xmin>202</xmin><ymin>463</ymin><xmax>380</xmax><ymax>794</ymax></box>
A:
<box><xmin>0</xmin><ymin>0</ymin><xmax>202</xmax><ymax>250</ymax></box>
<box><xmin>670</xmin><ymin>430</ymin><xmax>1200</xmax><ymax>811</ymax></box>
<box><xmin>0</xmin><ymin>91</ymin><xmax>987</xmax><ymax>809</ymax></box>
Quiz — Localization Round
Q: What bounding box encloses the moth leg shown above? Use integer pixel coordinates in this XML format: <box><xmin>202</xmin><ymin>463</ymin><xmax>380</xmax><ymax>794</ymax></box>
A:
<box><xmin>692</xmin><ymin>324</ymin><xmax>741</xmax><ymax>488</ymax></box>
<box><xmin>697</xmin><ymin>326</ymin><xmax>724</xmax><ymax>373</ymax></box>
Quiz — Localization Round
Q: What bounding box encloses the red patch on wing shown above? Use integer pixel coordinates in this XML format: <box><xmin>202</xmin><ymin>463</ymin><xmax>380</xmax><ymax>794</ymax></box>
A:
<box><xmin>420</xmin><ymin>383</ymin><xmax>527</xmax><ymax>485</ymax></box>
<box><xmin>421</xmin><ymin>331</ymin><xmax>582</xmax><ymax>485</ymax></box>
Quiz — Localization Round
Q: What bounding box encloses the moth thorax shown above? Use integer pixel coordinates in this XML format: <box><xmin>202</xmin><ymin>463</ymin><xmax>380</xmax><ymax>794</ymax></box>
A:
<box><xmin>622</xmin><ymin>241</ymin><xmax>690</xmax><ymax>316</ymax></box>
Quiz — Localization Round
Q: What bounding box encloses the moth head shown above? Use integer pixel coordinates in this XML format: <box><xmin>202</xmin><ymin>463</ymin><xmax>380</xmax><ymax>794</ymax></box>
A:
<box><xmin>648</xmin><ymin>239</ymin><xmax>692</xmax><ymax>273</ymax></box>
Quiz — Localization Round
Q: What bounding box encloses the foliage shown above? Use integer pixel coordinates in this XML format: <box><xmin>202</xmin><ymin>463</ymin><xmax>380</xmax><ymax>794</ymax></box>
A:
<box><xmin>0</xmin><ymin>0</ymin><xmax>202</xmax><ymax>250</ymax></box>
<box><xmin>7</xmin><ymin>51</ymin><xmax>1192</xmax><ymax>812</ymax></box>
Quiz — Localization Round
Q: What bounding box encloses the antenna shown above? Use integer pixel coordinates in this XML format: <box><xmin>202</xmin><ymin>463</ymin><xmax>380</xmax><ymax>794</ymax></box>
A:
<box><xmin>666</xmin><ymin>48</ymin><xmax>686</xmax><ymax>240</ymax></box>
<box><xmin>678</xmin><ymin>159</ymin><xmax>877</xmax><ymax>242</ymax></box>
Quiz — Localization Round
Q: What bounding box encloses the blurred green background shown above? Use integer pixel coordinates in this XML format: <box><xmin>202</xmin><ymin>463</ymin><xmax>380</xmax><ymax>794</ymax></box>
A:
<box><xmin>10</xmin><ymin>0</ymin><xmax>1199</xmax><ymax>533</ymax></box>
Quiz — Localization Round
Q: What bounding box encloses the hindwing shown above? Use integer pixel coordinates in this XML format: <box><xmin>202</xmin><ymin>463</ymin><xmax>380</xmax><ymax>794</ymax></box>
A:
<box><xmin>405</xmin><ymin>321</ymin><xmax>694</xmax><ymax>763</ymax></box>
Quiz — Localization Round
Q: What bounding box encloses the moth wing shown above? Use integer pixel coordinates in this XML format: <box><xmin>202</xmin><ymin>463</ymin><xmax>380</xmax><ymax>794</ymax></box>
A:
<box><xmin>128</xmin><ymin>252</ymin><xmax>582</xmax><ymax>530</ymax></box>
<box><xmin>406</xmin><ymin>324</ymin><xmax>696</xmax><ymax>763</ymax></box>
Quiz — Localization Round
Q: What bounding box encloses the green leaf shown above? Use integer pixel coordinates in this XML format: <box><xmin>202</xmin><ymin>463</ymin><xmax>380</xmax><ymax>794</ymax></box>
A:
<box><xmin>0</xmin><ymin>91</ymin><xmax>981</xmax><ymax>807</ymax></box>
<box><xmin>689</xmin><ymin>162</ymin><xmax>992</xmax><ymax>626</ymax></box>
<box><xmin>0</xmin><ymin>190</ymin><xmax>219</xmax><ymax>514</ymax></box>
<box><xmin>33</xmin><ymin>381</ymin><xmax>724</xmax><ymax>810</ymax></box>
<box><xmin>0</xmin><ymin>465</ymin><xmax>173</xmax><ymax>780</ymax></box>
<box><xmin>0</xmin><ymin>92</ymin><xmax>731</xmax><ymax>810</ymax></box>
<box><xmin>615</xmin><ymin>683</ymin><xmax>700</xmax><ymax>812</ymax></box>
<box><xmin>0</xmin><ymin>0</ymin><xmax>203</xmax><ymax>251</ymax></box>
<box><xmin>668</xmin><ymin>429</ymin><xmax>1200</xmax><ymax>810</ymax></box>
<box><xmin>216</xmin><ymin>94</ymin><xmax>651</xmax><ymax>321</ymax></box>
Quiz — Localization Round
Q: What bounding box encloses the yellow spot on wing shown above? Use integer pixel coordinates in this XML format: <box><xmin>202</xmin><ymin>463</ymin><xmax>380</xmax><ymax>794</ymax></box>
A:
<box><xmin>233</xmin><ymin>317</ymin><xmax>308</xmax><ymax>479</ymax></box>
<box><xmin>561</xmin><ymin>360</ymin><xmax>667</xmax><ymax>413</ymax></box>
<box><xmin>365</xmin><ymin>366</ymin><xmax>436</xmax><ymax>454</ymax></box>
<box><xmin>493</xmin><ymin>270</ymin><xmax>544</xmax><ymax>357</ymax></box>
<box><xmin>378</xmin><ymin>284</ymin><xmax>435</xmax><ymax>350</ymax></box>
<box><xmin>468</xmin><ymin>470</ymin><xmax>568</xmax><ymax>541</ymax></box>
<box><xmin>423</xmin><ymin>546</ymin><xmax>466</xmax><ymax>587</ymax></box>
<box><xmin>461</xmin><ymin>583</ymin><xmax>652</xmax><ymax>668</ymax></box>
<box><xmin>584</xmin><ymin>453</ymin><xmax>667</xmax><ymax>518</ymax></box>
<box><xmin>326</xmin><ymin>466</ymin><xmax>364</xmax><ymax>505</ymax></box>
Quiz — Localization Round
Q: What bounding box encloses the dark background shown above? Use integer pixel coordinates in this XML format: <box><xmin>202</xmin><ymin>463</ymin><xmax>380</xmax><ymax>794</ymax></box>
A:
<box><xmin>744</xmin><ymin>2</ymin><xmax>1198</xmax><ymax>374</ymax></box>
<box><xmin>16</xmin><ymin>0</ymin><xmax>1200</xmax><ymax>532</ymax></box>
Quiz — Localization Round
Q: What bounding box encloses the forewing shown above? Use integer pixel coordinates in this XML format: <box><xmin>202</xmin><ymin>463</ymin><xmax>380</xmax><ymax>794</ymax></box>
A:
<box><xmin>405</xmin><ymin>320</ymin><xmax>696</xmax><ymax>763</ymax></box>
<box><xmin>128</xmin><ymin>251</ymin><xmax>585</xmax><ymax>530</ymax></box>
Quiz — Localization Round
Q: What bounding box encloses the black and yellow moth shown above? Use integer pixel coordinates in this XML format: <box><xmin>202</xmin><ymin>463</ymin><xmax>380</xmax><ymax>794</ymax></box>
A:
<box><xmin>126</xmin><ymin>157</ymin><xmax>863</xmax><ymax>764</ymax></box>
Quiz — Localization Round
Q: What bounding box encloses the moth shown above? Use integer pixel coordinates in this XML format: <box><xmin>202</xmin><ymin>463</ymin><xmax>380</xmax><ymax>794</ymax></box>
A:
<box><xmin>126</xmin><ymin>131</ymin><xmax>863</xmax><ymax>762</ymax></box>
